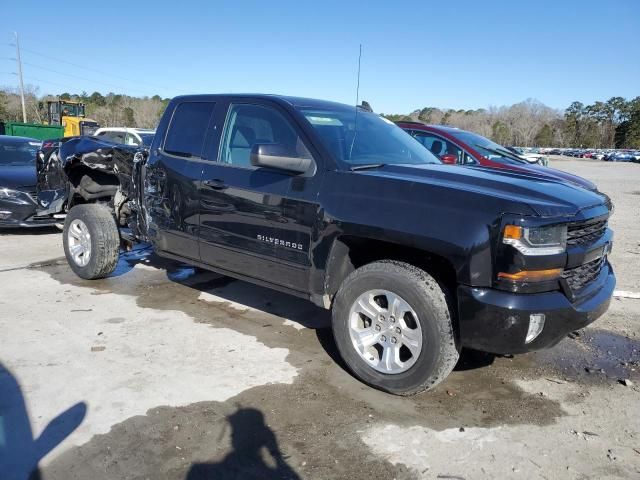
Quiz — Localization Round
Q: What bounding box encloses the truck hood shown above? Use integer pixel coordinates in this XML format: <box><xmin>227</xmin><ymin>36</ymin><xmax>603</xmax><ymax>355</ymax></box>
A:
<box><xmin>511</xmin><ymin>163</ymin><xmax>597</xmax><ymax>191</ymax></box>
<box><xmin>0</xmin><ymin>164</ymin><xmax>36</xmax><ymax>189</ymax></box>
<box><xmin>362</xmin><ymin>163</ymin><xmax>607</xmax><ymax>218</ymax></box>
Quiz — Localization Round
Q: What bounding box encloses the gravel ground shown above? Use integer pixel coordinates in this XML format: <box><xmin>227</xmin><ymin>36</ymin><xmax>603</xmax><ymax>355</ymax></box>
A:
<box><xmin>1</xmin><ymin>158</ymin><xmax>638</xmax><ymax>480</ymax></box>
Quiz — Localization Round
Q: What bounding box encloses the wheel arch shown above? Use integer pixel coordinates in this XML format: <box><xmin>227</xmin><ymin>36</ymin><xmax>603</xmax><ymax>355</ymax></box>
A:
<box><xmin>66</xmin><ymin>165</ymin><xmax>120</xmax><ymax>208</ymax></box>
<box><xmin>323</xmin><ymin>235</ymin><xmax>459</xmax><ymax>304</ymax></box>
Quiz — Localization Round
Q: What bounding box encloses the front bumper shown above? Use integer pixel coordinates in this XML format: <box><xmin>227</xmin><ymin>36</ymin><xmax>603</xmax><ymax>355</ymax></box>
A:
<box><xmin>0</xmin><ymin>200</ymin><xmax>57</xmax><ymax>228</ymax></box>
<box><xmin>457</xmin><ymin>262</ymin><xmax>615</xmax><ymax>354</ymax></box>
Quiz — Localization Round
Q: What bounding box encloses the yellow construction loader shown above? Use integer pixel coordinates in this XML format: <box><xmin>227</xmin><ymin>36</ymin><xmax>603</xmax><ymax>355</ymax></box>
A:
<box><xmin>46</xmin><ymin>100</ymin><xmax>100</xmax><ymax>137</ymax></box>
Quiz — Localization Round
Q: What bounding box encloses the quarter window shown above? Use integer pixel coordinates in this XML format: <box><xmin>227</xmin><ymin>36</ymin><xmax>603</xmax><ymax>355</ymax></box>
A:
<box><xmin>219</xmin><ymin>104</ymin><xmax>310</xmax><ymax>168</ymax></box>
<box><xmin>164</xmin><ymin>102</ymin><xmax>215</xmax><ymax>158</ymax></box>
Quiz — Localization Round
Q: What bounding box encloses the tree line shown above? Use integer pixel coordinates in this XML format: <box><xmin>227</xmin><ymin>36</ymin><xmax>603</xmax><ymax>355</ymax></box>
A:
<box><xmin>383</xmin><ymin>96</ymin><xmax>640</xmax><ymax>149</ymax></box>
<box><xmin>1</xmin><ymin>86</ymin><xmax>639</xmax><ymax>148</ymax></box>
<box><xmin>0</xmin><ymin>87</ymin><xmax>169</xmax><ymax>129</ymax></box>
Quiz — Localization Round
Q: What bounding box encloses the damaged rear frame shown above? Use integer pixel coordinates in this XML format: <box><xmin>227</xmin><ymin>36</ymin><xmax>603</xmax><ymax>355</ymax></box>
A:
<box><xmin>36</xmin><ymin>136</ymin><xmax>148</xmax><ymax>241</ymax></box>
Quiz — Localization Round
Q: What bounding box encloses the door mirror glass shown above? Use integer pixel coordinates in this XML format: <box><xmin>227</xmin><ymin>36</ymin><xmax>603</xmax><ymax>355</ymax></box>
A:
<box><xmin>440</xmin><ymin>154</ymin><xmax>457</xmax><ymax>164</ymax></box>
<box><xmin>250</xmin><ymin>143</ymin><xmax>312</xmax><ymax>174</ymax></box>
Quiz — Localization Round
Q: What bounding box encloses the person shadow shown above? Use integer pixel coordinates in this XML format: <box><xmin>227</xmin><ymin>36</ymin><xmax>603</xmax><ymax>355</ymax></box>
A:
<box><xmin>186</xmin><ymin>408</ymin><xmax>300</xmax><ymax>480</ymax></box>
<box><xmin>0</xmin><ymin>363</ymin><xmax>87</xmax><ymax>480</ymax></box>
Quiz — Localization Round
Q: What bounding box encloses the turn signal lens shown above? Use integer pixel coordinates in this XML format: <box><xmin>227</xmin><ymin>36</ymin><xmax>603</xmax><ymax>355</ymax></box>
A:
<box><xmin>503</xmin><ymin>225</ymin><xmax>523</xmax><ymax>240</ymax></box>
<box><xmin>498</xmin><ymin>268</ymin><xmax>562</xmax><ymax>282</ymax></box>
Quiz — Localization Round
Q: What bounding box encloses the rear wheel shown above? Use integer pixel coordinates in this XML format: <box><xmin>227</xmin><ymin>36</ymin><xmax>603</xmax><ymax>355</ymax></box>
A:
<box><xmin>332</xmin><ymin>260</ymin><xmax>459</xmax><ymax>395</ymax></box>
<box><xmin>63</xmin><ymin>204</ymin><xmax>120</xmax><ymax>279</ymax></box>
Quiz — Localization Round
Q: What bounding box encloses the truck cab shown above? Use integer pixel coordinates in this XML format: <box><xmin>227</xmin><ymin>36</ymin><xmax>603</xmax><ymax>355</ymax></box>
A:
<box><xmin>46</xmin><ymin>100</ymin><xmax>99</xmax><ymax>137</ymax></box>
<box><xmin>53</xmin><ymin>94</ymin><xmax>616</xmax><ymax>395</ymax></box>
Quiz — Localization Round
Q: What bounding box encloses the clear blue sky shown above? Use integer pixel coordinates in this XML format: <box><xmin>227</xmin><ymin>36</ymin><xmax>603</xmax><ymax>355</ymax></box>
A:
<box><xmin>2</xmin><ymin>0</ymin><xmax>638</xmax><ymax>113</ymax></box>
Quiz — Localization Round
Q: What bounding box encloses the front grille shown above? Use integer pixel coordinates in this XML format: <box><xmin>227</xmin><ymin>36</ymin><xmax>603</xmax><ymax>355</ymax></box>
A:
<box><xmin>562</xmin><ymin>256</ymin><xmax>605</xmax><ymax>292</ymax></box>
<box><xmin>567</xmin><ymin>218</ymin><xmax>607</xmax><ymax>247</ymax></box>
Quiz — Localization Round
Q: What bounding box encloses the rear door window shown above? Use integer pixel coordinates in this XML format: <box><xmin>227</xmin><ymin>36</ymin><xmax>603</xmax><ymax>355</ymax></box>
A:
<box><xmin>164</xmin><ymin>102</ymin><xmax>215</xmax><ymax>158</ymax></box>
<box><xmin>412</xmin><ymin>131</ymin><xmax>467</xmax><ymax>164</ymax></box>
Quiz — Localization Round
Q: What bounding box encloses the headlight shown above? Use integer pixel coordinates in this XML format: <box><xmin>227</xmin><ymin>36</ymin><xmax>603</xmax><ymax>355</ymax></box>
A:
<box><xmin>0</xmin><ymin>188</ymin><xmax>30</xmax><ymax>204</ymax></box>
<box><xmin>503</xmin><ymin>224</ymin><xmax>567</xmax><ymax>255</ymax></box>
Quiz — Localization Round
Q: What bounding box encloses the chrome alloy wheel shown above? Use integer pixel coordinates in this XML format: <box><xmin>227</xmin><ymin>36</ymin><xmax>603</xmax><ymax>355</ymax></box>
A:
<box><xmin>348</xmin><ymin>289</ymin><xmax>423</xmax><ymax>374</ymax></box>
<box><xmin>67</xmin><ymin>219</ymin><xmax>92</xmax><ymax>267</ymax></box>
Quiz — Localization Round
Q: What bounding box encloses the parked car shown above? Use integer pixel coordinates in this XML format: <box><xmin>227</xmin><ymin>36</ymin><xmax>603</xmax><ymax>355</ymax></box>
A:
<box><xmin>0</xmin><ymin>135</ymin><xmax>57</xmax><ymax>228</ymax></box>
<box><xmin>395</xmin><ymin>122</ymin><xmax>596</xmax><ymax>190</ymax></box>
<box><xmin>40</xmin><ymin>94</ymin><xmax>615</xmax><ymax>395</ymax></box>
<box><xmin>609</xmin><ymin>151</ymin><xmax>635</xmax><ymax>162</ymax></box>
<box><xmin>93</xmin><ymin>127</ymin><xmax>155</xmax><ymax>147</ymax></box>
<box><xmin>505</xmin><ymin>146</ymin><xmax>548</xmax><ymax>166</ymax></box>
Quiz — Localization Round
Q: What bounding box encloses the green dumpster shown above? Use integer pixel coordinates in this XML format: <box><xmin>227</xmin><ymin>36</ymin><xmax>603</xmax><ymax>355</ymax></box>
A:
<box><xmin>0</xmin><ymin>122</ymin><xmax>65</xmax><ymax>140</ymax></box>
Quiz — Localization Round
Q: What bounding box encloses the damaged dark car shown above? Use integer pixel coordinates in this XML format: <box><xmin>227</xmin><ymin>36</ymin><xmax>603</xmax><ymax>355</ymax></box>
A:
<box><xmin>36</xmin><ymin>136</ymin><xmax>143</xmax><ymax>235</ymax></box>
<box><xmin>0</xmin><ymin>135</ymin><xmax>57</xmax><ymax>228</ymax></box>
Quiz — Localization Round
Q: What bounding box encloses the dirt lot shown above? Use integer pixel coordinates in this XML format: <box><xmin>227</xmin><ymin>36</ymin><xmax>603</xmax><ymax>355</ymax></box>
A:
<box><xmin>1</xmin><ymin>158</ymin><xmax>639</xmax><ymax>480</ymax></box>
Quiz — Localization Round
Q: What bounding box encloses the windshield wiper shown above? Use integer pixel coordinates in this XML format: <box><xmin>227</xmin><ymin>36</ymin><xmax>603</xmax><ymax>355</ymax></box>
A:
<box><xmin>474</xmin><ymin>144</ymin><xmax>525</xmax><ymax>163</ymax></box>
<box><xmin>350</xmin><ymin>163</ymin><xmax>386</xmax><ymax>171</ymax></box>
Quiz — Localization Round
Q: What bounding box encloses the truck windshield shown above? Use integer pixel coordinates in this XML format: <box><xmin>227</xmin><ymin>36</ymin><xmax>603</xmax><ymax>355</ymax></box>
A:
<box><xmin>299</xmin><ymin>107</ymin><xmax>440</xmax><ymax>167</ymax></box>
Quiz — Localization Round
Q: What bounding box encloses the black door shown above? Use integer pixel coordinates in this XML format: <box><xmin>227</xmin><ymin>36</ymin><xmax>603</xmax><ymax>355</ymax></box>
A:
<box><xmin>198</xmin><ymin>100</ymin><xmax>320</xmax><ymax>292</ymax></box>
<box><xmin>143</xmin><ymin>101</ymin><xmax>215</xmax><ymax>260</ymax></box>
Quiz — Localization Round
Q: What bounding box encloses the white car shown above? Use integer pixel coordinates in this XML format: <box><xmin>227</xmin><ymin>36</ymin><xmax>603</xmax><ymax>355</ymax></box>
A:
<box><xmin>93</xmin><ymin>127</ymin><xmax>155</xmax><ymax>148</ymax></box>
<box><xmin>507</xmin><ymin>147</ymin><xmax>548</xmax><ymax>166</ymax></box>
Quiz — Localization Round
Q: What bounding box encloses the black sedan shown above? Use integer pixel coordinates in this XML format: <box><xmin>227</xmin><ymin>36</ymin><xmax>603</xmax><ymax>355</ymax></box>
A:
<box><xmin>0</xmin><ymin>135</ymin><xmax>56</xmax><ymax>228</ymax></box>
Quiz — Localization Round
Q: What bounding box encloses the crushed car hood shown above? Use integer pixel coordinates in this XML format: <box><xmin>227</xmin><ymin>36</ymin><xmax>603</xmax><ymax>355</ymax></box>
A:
<box><xmin>58</xmin><ymin>136</ymin><xmax>137</xmax><ymax>177</ymax></box>
<box><xmin>363</xmin><ymin>163</ymin><xmax>607</xmax><ymax>218</ymax></box>
<box><xmin>36</xmin><ymin>136</ymin><xmax>140</xmax><ymax>216</ymax></box>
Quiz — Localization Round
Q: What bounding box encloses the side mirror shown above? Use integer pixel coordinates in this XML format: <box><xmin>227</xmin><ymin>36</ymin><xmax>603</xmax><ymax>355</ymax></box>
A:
<box><xmin>440</xmin><ymin>154</ymin><xmax>457</xmax><ymax>164</ymax></box>
<box><xmin>250</xmin><ymin>144</ymin><xmax>312</xmax><ymax>174</ymax></box>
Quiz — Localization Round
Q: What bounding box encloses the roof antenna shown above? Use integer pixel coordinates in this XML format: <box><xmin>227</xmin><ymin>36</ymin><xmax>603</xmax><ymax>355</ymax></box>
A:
<box><xmin>348</xmin><ymin>44</ymin><xmax>363</xmax><ymax>160</ymax></box>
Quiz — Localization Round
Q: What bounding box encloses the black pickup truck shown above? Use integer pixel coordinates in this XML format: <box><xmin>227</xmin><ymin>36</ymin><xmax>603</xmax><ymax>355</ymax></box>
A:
<box><xmin>42</xmin><ymin>94</ymin><xmax>615</xmax><ymax>395</ymax></box>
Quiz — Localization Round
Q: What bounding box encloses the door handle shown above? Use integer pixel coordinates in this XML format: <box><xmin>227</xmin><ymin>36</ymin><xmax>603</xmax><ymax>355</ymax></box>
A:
<box><xmin>203</xmin><ymin>179</ymin><xmax>227</xmax><ymax>190</ymax></box>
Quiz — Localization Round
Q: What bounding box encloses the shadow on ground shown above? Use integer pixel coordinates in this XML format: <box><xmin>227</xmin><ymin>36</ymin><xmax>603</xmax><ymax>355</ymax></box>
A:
<box><xmin>186</xmin><ymin>408</ymin><xmax>300</xmax><ymax>480</ymax></box>
<box><xmin>0</xmin><ymin>363</ymin><xmax>86</xmax><ymax>480</ymax></box>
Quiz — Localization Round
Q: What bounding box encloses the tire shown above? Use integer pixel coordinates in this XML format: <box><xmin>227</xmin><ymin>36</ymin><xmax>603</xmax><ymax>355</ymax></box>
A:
<box><xmin>63</xmin><ymin>204</ymin><xmax>120</xmax><ymax>279</ymax></box>
<box><xmin>331</xmin><ymin>260</ymin><xmax>459</xmax><ymax>395</ymax></box>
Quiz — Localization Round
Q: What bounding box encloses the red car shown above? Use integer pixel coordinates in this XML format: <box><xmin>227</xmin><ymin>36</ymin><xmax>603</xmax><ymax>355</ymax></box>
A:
<box><xmin>396</xmin><ymin>122</ymin><xmax>596</xmax><ymax>191</ymax></box>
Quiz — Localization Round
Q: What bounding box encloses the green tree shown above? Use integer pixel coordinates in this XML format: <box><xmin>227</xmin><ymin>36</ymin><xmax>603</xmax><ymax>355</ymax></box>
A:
<box><xmin>123</xmin><ymin>107</ymin><xmax>136</xmax><ymax>127</ymax></box>
<box><xmin>418</xmin><ymin>107</ymin><xmax>436</xmax><ymax>123</ymax></box>
<box><xmin>440</xmin><ymin>111</ymin><xmax>451</xmax><ymax>125</ymax></box>
<box><xmin>0</xmin><ymin>91</ymin><xmax>7</xmax><ymax>120</ymax></box>
<box><xmin>563</xmin><ymin>101</ymin><xmax>584</xmax><ymax>146</ymax></box>
<box><xmin>534</xmin><ymin>124</ymin><xmax>553</xmax><ymax>147</ymax></box>
<box><xmin>89</xmin><ymin>91</ymin><xmax>106</xmax><ymax>107</ymax></box>
<box><xmin>623</xmin><ymin>97</ymin><xmax>640</xmax><ymax>149</ymax></box>
<box><xmin>491</xmin><ymin>121</ymin><xmax>510</xmax><ymax>145</ymax></box>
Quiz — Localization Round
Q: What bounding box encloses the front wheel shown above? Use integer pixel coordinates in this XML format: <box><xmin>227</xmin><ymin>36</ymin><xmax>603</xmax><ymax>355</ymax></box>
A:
<box><xmin>331</xmin><ymin>260</ymin><xmax>459</xmax><ymax>395</ymax></box>
<box><xmin>63</xmin><ymin>204</ymin><xmax>120</xmax><ymax>279</ymax></box>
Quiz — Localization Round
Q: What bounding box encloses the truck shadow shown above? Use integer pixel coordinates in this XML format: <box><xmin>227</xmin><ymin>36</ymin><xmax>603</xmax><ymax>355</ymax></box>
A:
<box><xmin>112</xmin><ymin>245</ymin><xmax>499</xmax><ymax>374</ymax></box>
<box><xmin>0</xmin><ymin>362</ymin><xmax>87</xmax><ymax>480</ymax></box>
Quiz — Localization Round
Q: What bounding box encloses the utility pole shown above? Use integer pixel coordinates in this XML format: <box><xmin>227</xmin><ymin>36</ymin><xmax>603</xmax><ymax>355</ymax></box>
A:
<box><xmin>15</xmin><ymin>32</ymin><xmax>27</xmax><ymax>123</ymax></box>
